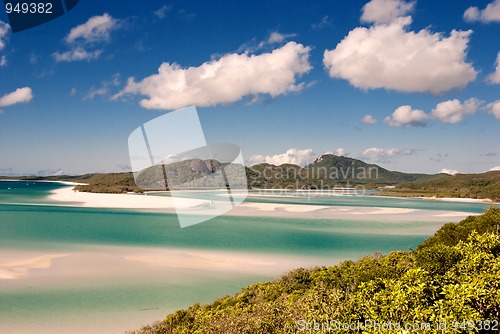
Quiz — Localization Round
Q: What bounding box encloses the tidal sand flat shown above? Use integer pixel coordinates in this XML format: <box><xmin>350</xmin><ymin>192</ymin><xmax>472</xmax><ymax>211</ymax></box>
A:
<box><xmin>1</xmin><ymin>245</ymin><xmax>332</xmax><ymax>334</ymax></box>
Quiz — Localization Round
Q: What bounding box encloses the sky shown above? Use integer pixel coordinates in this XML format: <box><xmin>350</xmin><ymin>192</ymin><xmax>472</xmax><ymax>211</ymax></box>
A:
<box><xmin>0</xmin><ymin>0</ymin><xmax>499</xmax><ymax>176</ymax></box>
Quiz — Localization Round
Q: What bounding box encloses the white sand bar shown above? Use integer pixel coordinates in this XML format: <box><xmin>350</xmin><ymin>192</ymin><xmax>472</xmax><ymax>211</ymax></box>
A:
<box><xmin>47</xmin><ymin>186</ymin><xmax>204</xmax><ymax>209</ymax></box>
<box><xmin>45</xmin><ymin>186</ymin><xmax>481</xmax><ymax>222</ymax></box>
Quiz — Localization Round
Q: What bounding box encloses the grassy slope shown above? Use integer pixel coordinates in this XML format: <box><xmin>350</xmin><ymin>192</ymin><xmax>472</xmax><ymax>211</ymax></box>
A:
<box><xmin>380</xmin><ymin>171</ymin><xmax>500</xmax><ymax>202</ymax></box>
<box><xmin>130</xmin><ymin>208</ymin><xmax>500</xmax><ymax>334</ymax></box>
<box><xmin>10</xmin><ymin>173</ymin><xmax>142</xmax><ymax>193</ymax></box>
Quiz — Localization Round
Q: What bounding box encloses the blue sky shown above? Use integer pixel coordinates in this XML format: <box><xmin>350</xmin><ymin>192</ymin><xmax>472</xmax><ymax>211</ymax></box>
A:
<box><xmin>0</xmin><ymin>0</ymin><xmax>499</xmax><ymax>176</ymax></box>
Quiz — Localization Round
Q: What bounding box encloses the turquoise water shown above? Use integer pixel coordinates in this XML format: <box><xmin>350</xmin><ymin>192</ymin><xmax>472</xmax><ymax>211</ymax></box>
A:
<box><xmin>170</xmin><ymin>189</ymin><xmax>489</xmax><ymax>213</ymax></box>
<box><xmin>0</xmin><ymin>204</ymin><xmax>431</xmax><ymax>256</ymax></box>
<box><xmin>0</xmin><ymin>181</ymin><xmax>496</xmax><ymax>333</ymax></box>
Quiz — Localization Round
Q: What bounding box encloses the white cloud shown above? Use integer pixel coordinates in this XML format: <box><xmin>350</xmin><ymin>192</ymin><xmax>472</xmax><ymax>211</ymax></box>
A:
<box><xmin>83</xmin><ymin>73</ymin><xmax>121</xmax><ymax>100</ymax></box>
<box><xmin>431</xmin><ymin>98</ymin><xmax>482</xmax><ymax>124</ymax></box>
<box><xmin>0</xmin><ymin>87</ymin><xmax>33</xmax><ymax>108</ymax></box>
<box><xmin>361</xmin><ymin>114</ymin><xmax>377</xmax><ymax>124</ymax></box>
<box><xmin>114</xmin><ymin>41</ymin><xmax>312</xmax><ymax>110</ymax></box>
<box><xmin>84</xmin><ymin>87</ymin><xmax>109</xmax><ymax>100</ymax></box>
<box><xmin>361</xmin><ymin>0</ymin><xmax>414</xmax><ymax>24</ymax></box>
<box><xmin>464</xmin><ymin>0</ymin><xmax>500</xmax><ymax>23</ymax></box>
<box><xmin>248</xmin><ymin>148</ymin><xmax>316</xmax><ymax>166</ymax></box>
<box><xmin>335</xmin><ymin>147</ymin><xmax>349</xmax><ymax>156</ymax></box>
<box><xmin>54</xmin><ymin>14</ymin><xmax>119</xmax><ymax>63</ymax></box>
<box><xmin>362</xmin><ymin>147</ymin><xmax>414</xmax><ymax>160</ymax></box>
<box><xmin>488</xmin><ymin>51</ymin><xmax>500</xmax><ymax>84</ymax></box>
<box><xmin>267</xmin><ymin>31</ymin><xmax>297</xmax><ymax>44</ymax></box>
<box><xmin>0</xmin><ymin>20</ymin><xmax>10</xmax><ymax>66</ymax></box>
<box><xmin>323</xmin><ymin>17</ymin><xmax>477</xmax><ymax>94</ymax></box>
<box><xmin>440</xmin><ymin>168</ymin><xmax>459</xmax><ymax>175</ymax></box>
<box><xmin>384</xmin><ymin>105</ymin><xmax>429</xmax><ymax>127</ymax></box>
<box><xmin>486</xmin><ymin>100</ymin><xmax>500</xmax><ymax>119</ymax></box>
<box><xmin>66</xmin><ymin>13</ymin><xmax>118</xmax><ymax>44</ymax></box>
<box><xmin>53</xmin><ymin>47</ymin><xmax>102</xmax><ymax>62</ymax></box>
<box><xmin>0</xmin><ymin>20</ymin><xmax>9</xmax><ymax>51</ymax></box>
<box><xmin>488</xmin><ymin>166</ymin><xmax>500</xmax><ymax>171</ymax></box>
<box><xmin>154</xmin><ymin>4</ymin><xmax>172</xmax><ymax>20</ymax></box>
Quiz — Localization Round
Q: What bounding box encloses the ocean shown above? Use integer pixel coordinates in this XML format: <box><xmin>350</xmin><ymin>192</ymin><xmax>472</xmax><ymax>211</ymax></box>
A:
<box><xmin>0</xmin><ymin>181</ymin><xmax>495</xmax><ymax>333</ymax></box>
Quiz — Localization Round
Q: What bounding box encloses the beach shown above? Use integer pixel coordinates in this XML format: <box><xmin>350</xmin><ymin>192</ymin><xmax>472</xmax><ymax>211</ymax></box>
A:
<box><xmin>44</xmin><ymin>185</ymin><xmax>484</xmax><ymax>223</ymax></box>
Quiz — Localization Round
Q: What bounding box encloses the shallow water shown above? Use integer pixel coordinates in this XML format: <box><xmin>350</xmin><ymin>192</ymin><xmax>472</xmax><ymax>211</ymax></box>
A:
<box><xmin>0</xmin><ymin>181</ymin><xmax>496</xmax><ymax>333</ymax></box>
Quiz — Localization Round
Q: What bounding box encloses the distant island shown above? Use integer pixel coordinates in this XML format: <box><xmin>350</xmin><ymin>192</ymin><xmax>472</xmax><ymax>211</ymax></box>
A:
<box><xmin>1</xmin><ymin>154</ymin><xmax>499</xmax><ymax>201</ymax></box>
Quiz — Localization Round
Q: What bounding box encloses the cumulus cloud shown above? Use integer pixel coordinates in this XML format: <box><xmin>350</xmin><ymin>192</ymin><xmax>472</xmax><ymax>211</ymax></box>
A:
<box><xmin>114</xmin><ymin>41</ymin><xmax>312</xmax><ymax>110</ymax></box>
<box><xmin>440</xmin><ymin>168</ymin><xmax>459</xmax><ymax>175</ymax></box>
<box><xmin>248</xmin><ymin>148</ymin><xmax>316</xmax><ymax>166</ymax></box>
<box><xmin>0</xmin><ymin>20</ymin><xmax>10</xmax><ymax>66</ymax></box>
<box><xmin>335</xmin><ymin>147</ymin><xmax>349</xmax><ymax>156</ymax></box>
<box><xmin>361</xmin><ymin>114</ymin><xmax>377</xmax><ymax>124</ymax></box>
<box><xmin>486</xmin><ymin>100</ymin><xmax>500</xmax><ymax>119</ymax></box>
<box><xmin>431</xmin><ymin>98</ymin><xmax>482</xmax><ymax>124</ymax></box>
<box><xmin>384</xmin><ymin>105</ymin><xmax>429</xmax><ymax>127</ymax></box>
<box><xmin>154</xmin><ymin>4</ymin><xmax>172</xmax><ymax>20</ymax></box>
<box><xmin>0</xmin><ymin>20</ymin><xmax>9</xmax><ymax>50</ymax></box>
<box><xmin>54</xmin><ymin>14</ymin><xmax>119</xmax><ymax>62</ymax></box>
<box><xmin>66</xmin><ymin>13</ymin><xmax>118</xmax><ymax>44</ymax></box>
<box><xmin>361</xmin><ymin>0</ymin><xmax>414</xmax><ymax>24</ymax></box>
<box><xmin>464</xmin><ymin>0</ymin><xmax>500</xmax><ymax>23</ymax></box>
<box><xmin>53</xmin><ymin>47</ymin><xmax>102</xmax><ymax>62</ymax></box>
<box><xmin>0</xmin><ymin>87</ymin><xmax>33</xmax><ymax>109</ymax></box>
<box><xmin>488</xmin><ymin>51</ymin><xmax>500</xmax><ymax>84</ymax></box>
<box><xmin>362</xmin><ymin>147</ymin><xmax>414</xmax><ymax>160</ymax></box>
<box><xmin>323</xmin><ymin>15</ymin><xmax>477</xmax><ymax>94</ymax></box>
<box><xmin>489</xmin><ymin>166</ymin><xmax>500</xmax><ymax>171</ymax></box>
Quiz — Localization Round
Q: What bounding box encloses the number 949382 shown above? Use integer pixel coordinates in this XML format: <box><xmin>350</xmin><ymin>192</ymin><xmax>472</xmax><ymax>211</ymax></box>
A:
<box><xmin>6</xmin><ymin>2</ymin><xmax>53</xmax><ymax>14</ymax></box>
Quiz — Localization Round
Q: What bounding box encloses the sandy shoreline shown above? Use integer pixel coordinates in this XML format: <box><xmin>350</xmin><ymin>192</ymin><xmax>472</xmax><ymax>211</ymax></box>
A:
<box><xmin>420</xmin><ymin>196</ymin><xmax>497</xmax><ymax>204</ymax></box>
<box><xmin>47</xmin><ymin>186</ymin><xmax>204</xmax><ymax>210</ymax></box>
<box><xmin>41</xmin><ymin>186</ymin><xmax>484</xmax><ymax>223</ymax></box>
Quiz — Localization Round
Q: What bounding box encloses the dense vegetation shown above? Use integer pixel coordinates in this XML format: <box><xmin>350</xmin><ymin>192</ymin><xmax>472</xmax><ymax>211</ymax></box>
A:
<box><xmin>382</xmin><ymin>171</ymin><xmax>500</xmax><ymax>202</ymax></box>
<box><xmin>130</xmin><ymin>208</ymin><xmax>500</xmax><ymax>334</ymax></box>
<box><xmin>247</xmin><ymin>154</ymin><xmax>446</xmax><ymax>189</ymax></box>
<box><xmin>16</xmin><ymin>172</ymin><xmax>142</xmax><ymax>193</ymax></box>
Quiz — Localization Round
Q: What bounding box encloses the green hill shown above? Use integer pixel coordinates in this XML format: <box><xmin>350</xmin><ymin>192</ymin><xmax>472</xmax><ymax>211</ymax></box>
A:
<box><xmin>305</xmin><ymin>154</ymin><xmax>446</xmax><ymax>185</ymax></box>
<box><xmin>18</xmin><ymin>173</ymin><xmax>141</xmax><ymax>193</ymax></box>
<box><xmin>129</xmin><ymin>208</ymin><xmax>500</xmax><ymax>334</ymax></box>
<box><xmin>5</xmin><ymin>156</ymin><xmax>496</xmax><ymax>200</ymax></box>
<box><xmin>381</xmin><ymin>171</ymin><xmax>500</xmax><ymax>202</ymax></box>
